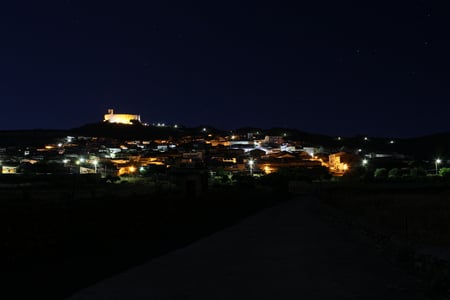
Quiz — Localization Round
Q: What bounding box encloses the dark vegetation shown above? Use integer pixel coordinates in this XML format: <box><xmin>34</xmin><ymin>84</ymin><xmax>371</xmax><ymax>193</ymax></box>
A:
<box><xmin>318</xmin><ymin>181</ymin><xmax>450</xmax><ymax>297</ymax></box>
<box><xmin>319</xmin><ymin>182</ymin><xmax>450</xmax><ymax>250</ymax></box>
<box><xmin>259</xmin><ymin>166</ymin><xmax>330</xmax><ymax>189</ymax></box>
<box><xmin>0</xmin><ymin>177</ymin><xmax>280</xmax><ymax>299</ymax></box>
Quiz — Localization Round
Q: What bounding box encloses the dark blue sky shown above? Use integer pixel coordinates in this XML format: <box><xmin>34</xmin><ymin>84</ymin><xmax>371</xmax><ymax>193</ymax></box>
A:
<box><xmin>0</xmin><ymin>0</ymin><xmax>448</xmax><ymax>137</ymax></box>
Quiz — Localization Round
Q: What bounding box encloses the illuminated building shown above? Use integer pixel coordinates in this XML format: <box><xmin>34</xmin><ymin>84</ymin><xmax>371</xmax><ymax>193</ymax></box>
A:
<box><xmin>328</xmin><ymin>152</ymin><xmax>349</xmax><ymax>175</ymax></box>
<box><xmin>2</xmin><ymin>166</ymin><xmax>17</xmax><ymax>174</ymax></box>
<box><xmin>104</xmin><ymin>109</ymin><xmax>141</xmax><ymax>125</ymax></box>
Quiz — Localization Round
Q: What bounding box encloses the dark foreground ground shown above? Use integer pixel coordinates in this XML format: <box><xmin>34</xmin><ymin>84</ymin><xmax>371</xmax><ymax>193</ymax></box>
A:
<box><xmin>68</xmin><ymin>196</ymin><xmax>426</xmax><ymax>300</ymax></box>
<box><xmin>0</xmin><ymin>183</ymin><xmax>278</xmax><ymax>299</ymax></box>
<box><xmin>2</xmin><ymin>180</ymin><xmax>449</xmax><ymax>299</ymax></box>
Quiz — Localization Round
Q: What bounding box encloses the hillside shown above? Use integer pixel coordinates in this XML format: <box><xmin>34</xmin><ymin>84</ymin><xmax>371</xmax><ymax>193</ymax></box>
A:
<box><xmin>1</xmin><ymin>123</ymin><xmax>449</xmax><ymax>160</ymax></box>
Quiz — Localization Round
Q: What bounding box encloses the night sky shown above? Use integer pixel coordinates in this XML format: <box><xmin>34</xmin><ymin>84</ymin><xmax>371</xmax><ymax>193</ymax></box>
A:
<box><xmin>1</xmin><ymin>1</ymin><xmax>448</xmax><ymax>137</ymax></box>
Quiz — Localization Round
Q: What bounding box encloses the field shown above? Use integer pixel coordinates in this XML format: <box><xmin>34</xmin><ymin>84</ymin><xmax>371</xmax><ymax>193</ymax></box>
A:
<box><xmin>0</xmin><ymin>177</ymin><xmax>279</xmax><ymax>299</ymax></box>
<box><xmin>317</xmin><ymin>181</ymin><xmax>450</xmax><ymax>296</ymax></box>
<box><xmin>4</xmin><ymin>175</ymin><xmax>450</xmax><ymax>298</ymax></box>
<box><xmin>318</xmin><ymin>182</ymin><xmax>450</xmax><ymax>250</ymax></box>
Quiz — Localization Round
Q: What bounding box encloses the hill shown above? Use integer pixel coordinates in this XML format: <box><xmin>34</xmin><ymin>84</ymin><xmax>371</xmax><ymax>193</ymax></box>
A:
<box><xmin>0</xmin><ymin>123</ymin><xmax>449</xmax><ymax>160</ymax></box>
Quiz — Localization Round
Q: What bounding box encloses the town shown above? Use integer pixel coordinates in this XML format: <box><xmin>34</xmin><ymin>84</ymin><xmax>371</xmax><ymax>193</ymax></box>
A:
<box><xmin>1</xmin><ymin>109</ymin><xmax>448</xmax><ymax>187</ymax></box>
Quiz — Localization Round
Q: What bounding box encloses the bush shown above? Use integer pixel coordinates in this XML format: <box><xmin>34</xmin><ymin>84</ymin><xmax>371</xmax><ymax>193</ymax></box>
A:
<box><xmin>342</xmin><ymin>166</ymin><xmax>373</xmax><ymax>182</ymax></box>
<box><xmin>388</xmin><ymin>168</ymin><xmax>401</xmax><ymax>179</ymax></box>
<box><xmin>439</xmin><ymin>167</ymin><xmax>450</xmax><ymax>181</ymax></box>
<box><xmin>374</xmin><ymin>168</ymin><xmax>388</xmax><ymax>180</ymax></box>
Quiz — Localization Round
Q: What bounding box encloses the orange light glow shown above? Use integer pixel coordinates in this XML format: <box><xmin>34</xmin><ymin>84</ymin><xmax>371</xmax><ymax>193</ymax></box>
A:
<box><xmin>263</xmin><ymin>164</ymin><xmax>276</xmax><ymax>174</ymax></box>
<box><xmin>118</xmin><ymin>166</ymin><xmax>138</xmax><ymax>176</ymax></box>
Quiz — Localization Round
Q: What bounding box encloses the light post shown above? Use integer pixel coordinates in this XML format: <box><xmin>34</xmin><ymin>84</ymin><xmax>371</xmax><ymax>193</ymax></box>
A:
<box><xmin>248</xmin><ymin>158</ymin><xmax>254</xmax><ymax>176</ymax></box>
<box><xmin>74</xmin><ymin>160</ymin><xmax>81</xmax><ymax>174</ymax></box>
<box><xmin>435</xmin><ymin>158</ymin><xmax>442</xmax><ymax>175</ymax></box>
<box><xmin>93</xmin><ymin>160</ymin><xmax>98</xmax><ymax>174</ymax></box>
<box><xmin>362</xmin><ymin>159</ymin><xmax>368</xmax><ymax>167</ymax></box>
<box><xmin>63</xmin><ymin>159</ymin><xmax>70</xmax><ymax>173</ymax></box>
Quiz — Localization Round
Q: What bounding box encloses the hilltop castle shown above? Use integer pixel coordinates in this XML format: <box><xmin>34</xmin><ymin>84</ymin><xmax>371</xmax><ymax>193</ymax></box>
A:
<box><xmin>103</xmin><ymin>109</ymin><xmax>141</xmax><ymax>125</ymax></box>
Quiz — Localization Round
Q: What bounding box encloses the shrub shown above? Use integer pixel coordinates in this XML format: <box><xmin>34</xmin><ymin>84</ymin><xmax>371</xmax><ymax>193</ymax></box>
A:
<box><xmin>439</xmin><ymin>167</ymin><xmax>450</xmax><ymax>181</ymax></box>
<box><xmin>388</xmin><ymin>168</ymin><xmax>401</xmax><ymax>179</ymax></box>
<box><xmin>374</xmin><ymin>168</ymin><xmax>388</xmax><ymax>179</ymax></box>
<box><xmin>342</xmin><ymin>166</ymin><xmax>374</xmax><ymax>182</ymax></box>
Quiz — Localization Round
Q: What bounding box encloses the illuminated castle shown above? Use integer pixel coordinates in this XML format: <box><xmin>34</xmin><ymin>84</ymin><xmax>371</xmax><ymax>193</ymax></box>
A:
<box><xmin>103</xmin><ymin>109</ymin><xmax>141</xmax><ymax>125</ymax></box>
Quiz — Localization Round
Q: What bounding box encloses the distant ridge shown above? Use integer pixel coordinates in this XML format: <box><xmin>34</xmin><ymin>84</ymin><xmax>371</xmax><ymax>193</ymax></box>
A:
<box><xmin>0</xmin><ymin>129</ymin><xmax>68</xmax><ymax>147</ymax></box>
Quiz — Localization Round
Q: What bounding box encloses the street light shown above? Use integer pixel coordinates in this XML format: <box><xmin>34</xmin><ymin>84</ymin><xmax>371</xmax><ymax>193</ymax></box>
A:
<box><xmin>93</xmin><ymin>160</ymin><xmax>98</xmax><ymax>173</ymax></box>
<box><xmin>62</xmin><ymin>159</ymin><xmax>69</xmax><ymax>173</ymax></box>
<box><xmin>248</xmin><ymin>159</ymin><xmax>254</xmax><ymax>176</ymax></box>
<box><xmin>435</xmin><ymin>158</ymin><xmax>442</xmax><ymax>175</ymax></box>
<box><xmin>362</xmin><ymin>159</ymin><xmax>368</xmax><ymax>166</ymax></box>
